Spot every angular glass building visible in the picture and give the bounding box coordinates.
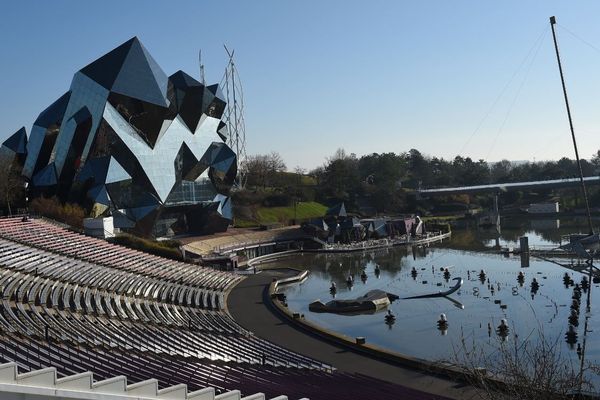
[4,37,237,237]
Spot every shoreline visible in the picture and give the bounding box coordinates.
[226,270,476,399]
[305,231,451,253]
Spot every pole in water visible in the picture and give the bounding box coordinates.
[549,16,594,234]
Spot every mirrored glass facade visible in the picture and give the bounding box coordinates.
[14,37,237,237]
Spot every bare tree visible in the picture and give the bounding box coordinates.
[591,150,600,174]
[327,148,358,163]
[267,151,286,173]
[0,156,25,215]
[244,152,287,188]
[294,166,306,175]
[451,326,597,399]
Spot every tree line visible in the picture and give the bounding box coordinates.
[3,147,600,217]
[242,149,600,215]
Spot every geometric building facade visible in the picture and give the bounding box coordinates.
[6,37,236,237]
[0,126,28,168]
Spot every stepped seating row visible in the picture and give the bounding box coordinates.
[0,218,240,291]
[0,334,422,400]
[0,249,325,370]
[0,218,428,398]
[0,239,232,313]
[0,362,289,400]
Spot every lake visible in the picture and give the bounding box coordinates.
[267,216,600,379]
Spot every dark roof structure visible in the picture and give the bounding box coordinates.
[326,202,347,218]
[80,37,169,107]
[3,127,27,155]
[0,127,29,171]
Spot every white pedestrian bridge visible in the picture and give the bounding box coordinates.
[419,176,600,196]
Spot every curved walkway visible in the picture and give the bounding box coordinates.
[227,271,479,400]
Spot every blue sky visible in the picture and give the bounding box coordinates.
[2,1,600,170]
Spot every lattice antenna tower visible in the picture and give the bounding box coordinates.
[221,45,248,189]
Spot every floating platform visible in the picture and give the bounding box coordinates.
[309,289,399,314]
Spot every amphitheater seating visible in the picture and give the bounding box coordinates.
[0,334,434,400]
[0,237,323,368]
[0,218,239,297]
[0,217,441,400]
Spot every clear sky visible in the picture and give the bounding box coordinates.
[2,1,600,170]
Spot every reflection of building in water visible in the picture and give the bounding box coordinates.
[520,251,530,268]
[527,202,560,214]
[530,219,560,230]
[411,245,428,259]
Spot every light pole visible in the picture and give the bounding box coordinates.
[294,198,298,225]
[23,181,29,221]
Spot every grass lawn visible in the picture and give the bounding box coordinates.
[234,201,327,227]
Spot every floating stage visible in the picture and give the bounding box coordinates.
[309,290,399,314]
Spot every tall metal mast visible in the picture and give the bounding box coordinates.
[221,45,248,189]
[550,17,598,395]
[198,50,205,85]
[550,16,594,234]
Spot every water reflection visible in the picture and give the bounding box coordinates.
[384,310,396,330]
[496,319,509,341]
[270,217,600,382]
[360,270,368,284]
[445,216,600,251]
[437,313,448,335]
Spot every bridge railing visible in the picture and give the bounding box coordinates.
[419,176,600,195]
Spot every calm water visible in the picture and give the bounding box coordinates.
[269,217,600,371]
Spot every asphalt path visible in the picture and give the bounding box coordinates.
[227,272,479,400]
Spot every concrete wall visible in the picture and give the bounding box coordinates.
[83,217,115,238]
[0,363,288,400]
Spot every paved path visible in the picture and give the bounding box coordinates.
[227,272,479,400]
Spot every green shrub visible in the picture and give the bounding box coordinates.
[30,196,85,229]
[108,234,183,261]
[263,193,292,207]
[297,186,316,202]
[231,190,268,206]
[233,218,260,228]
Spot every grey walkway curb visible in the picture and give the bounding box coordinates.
[227,272,478,400]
